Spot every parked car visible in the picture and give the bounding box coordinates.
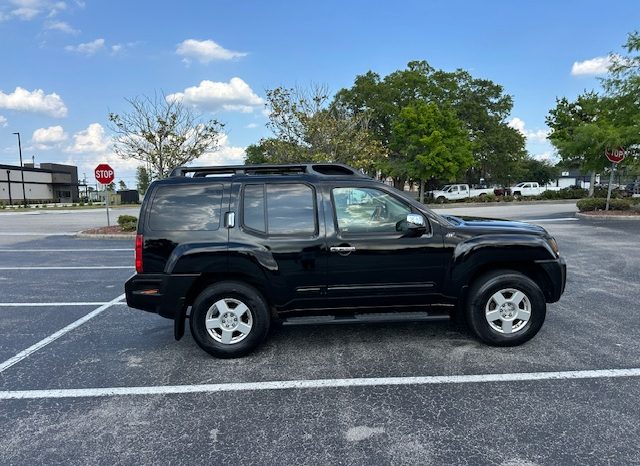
[429,183,495,202]
[509,182,561,198]
[125,163,566,358]
[624,181,640,197]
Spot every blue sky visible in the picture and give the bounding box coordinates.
[0,0,638,187]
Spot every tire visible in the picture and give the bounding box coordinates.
[513,191,521,200]
[436,196,446,204]
[465,270,546,346]
[189,281,270,358]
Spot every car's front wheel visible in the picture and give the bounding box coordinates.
[466,270,546,346]
[190,281,270,358]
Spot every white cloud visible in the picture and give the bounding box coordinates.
[45,20,78,34]
[532,151,559,164]
[176,39,247,64]
[508,117,549,143]
[571,55,612,76]
[65,38,105,55]
[3,0,67,21]
[32,125,68,148]
[190,134,246,166]
[167,78,264,113]
[67,123,110,153]
[245,122,258,129]
[0,86,67,117]
[0,115,7,127]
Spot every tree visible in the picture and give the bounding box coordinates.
[135,166,151,195]
[247,85,386,173]
[517,158,559,185]
[108,93,225,179]
[391,102,473,201]
[118,180,127,190]
[334,61,525,188]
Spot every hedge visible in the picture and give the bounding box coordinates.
[576,198,634,211]
[117,215,138,232]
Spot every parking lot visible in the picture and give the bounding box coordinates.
[1,204,639,465]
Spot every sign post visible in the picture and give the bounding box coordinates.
[94,163,115,226]
[604,148,625,211]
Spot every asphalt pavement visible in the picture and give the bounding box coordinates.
[0,203,639,465]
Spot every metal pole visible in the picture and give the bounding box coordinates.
[6,170,11,205]
[12,132,27,206]
[105,183,111,226]
[605,162,615,211]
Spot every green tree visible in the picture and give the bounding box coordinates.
[247,85,386,173]
[109,93,225,179]
[517,158,559,185]
[118,179,127,190]
[335,61,524,188]
[135,165,151,195]
[391,102,473,201]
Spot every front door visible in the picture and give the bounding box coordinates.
[323,184,446,309]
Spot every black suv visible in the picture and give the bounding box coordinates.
[126,164,566,358]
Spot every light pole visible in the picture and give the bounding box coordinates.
[12,132,27,206]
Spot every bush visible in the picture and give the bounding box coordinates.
[576,198,632,211]
[120,221,137,232]
[117,215,138,228]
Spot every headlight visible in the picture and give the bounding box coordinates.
[548,237,559,256]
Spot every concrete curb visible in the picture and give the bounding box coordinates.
[576,212,640,221]
[75,232,136,240]
[427,199,579,209]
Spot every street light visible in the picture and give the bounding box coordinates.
[12,132,27,206]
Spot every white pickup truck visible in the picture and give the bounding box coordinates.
[430,184,494,202]
[509,182,560,197]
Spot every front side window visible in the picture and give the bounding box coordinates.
[242,183,316,235]
[332,187,411,234]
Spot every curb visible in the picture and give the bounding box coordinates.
[576,212,640,221]
[76,232,136,240]
[427,199,579,209]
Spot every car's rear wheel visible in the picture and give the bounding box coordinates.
[190,281,270,358]
[466,270,546,346]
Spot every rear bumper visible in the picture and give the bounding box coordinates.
[125,273,199,319]
[535,256,567,303]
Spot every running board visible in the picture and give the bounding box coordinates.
[281,311,450,326]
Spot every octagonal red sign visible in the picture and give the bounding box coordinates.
[605,147,625,164]
[94,163,115,184]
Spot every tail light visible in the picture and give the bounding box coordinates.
[135,234,143,273]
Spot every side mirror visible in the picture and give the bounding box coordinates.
[397,213,428,236]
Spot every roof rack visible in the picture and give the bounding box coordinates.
[169,163,368,178]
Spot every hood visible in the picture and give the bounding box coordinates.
[442,215,547,236]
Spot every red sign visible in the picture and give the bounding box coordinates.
[605,147,625,164]
[94,163,115,184]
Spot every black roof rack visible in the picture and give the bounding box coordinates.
[169,163,368,178]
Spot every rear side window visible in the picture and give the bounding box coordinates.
[149,184,223,231]
[242,183,316,235]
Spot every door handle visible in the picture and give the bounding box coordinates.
[330,246,356,253]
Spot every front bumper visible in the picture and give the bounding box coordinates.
[535,256,567,303]
[125,273,199,319]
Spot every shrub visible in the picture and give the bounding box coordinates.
[499,195,515,202]
[576,198,632,211]
[120,221,137,232]
[117,215,138,227]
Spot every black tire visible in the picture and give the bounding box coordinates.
[189,281,270,358]
[436,196,446,204]
[465,270,546,346]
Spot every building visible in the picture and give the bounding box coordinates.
[0,163,80,204]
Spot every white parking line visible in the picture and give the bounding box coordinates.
[0,367,638,400]
[0,249,132,252]
[0,232,76,236]
[0,302,128,307]
[0,294,125,374]
[523,217,579,222]
[0,266,132,270]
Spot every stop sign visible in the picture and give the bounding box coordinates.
[605,147,625,164]
[95,163,115,184]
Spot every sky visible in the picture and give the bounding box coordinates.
[0,0,638,188]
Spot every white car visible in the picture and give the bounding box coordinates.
[430,184,494,202]
[509,182,560,197]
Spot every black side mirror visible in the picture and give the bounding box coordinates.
[396,213,428,237]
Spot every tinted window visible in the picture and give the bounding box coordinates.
[242,183,316,235]
[149,184,222,231]
[243,184,266,232]
[333,187,411,234]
